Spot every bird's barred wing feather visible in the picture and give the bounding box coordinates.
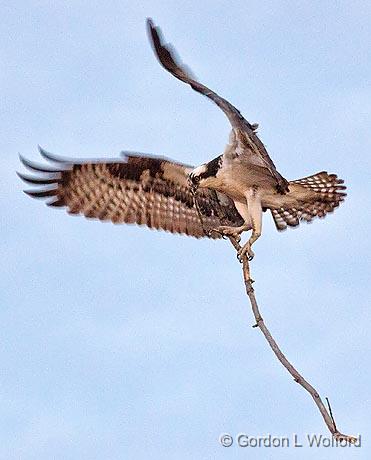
[271,171,346,231]
[18,147,243,238]
[147,18,289,192]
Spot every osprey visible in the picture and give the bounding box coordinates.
[18,19,346,261]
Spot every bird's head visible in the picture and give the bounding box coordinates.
[188,156,222,192]
[188,164,208,192]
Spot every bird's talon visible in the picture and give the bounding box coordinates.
[236,243,255,262]
[207,229,222,238]
[210,227,236,240]
[247,249,255,261]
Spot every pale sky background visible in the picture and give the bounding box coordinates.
[1,1,370,459]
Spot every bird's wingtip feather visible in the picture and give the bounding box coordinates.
[38,146,66,163]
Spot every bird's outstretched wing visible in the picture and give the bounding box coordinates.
[18,147,243,238]
[147,18,289,193]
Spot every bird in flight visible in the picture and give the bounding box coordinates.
[18,18,346,261]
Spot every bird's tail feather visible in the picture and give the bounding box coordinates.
[270,171,346,231]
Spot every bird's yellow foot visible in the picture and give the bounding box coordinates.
[237,242,255,263]
[207,228,227,239]
[210,226,242,242]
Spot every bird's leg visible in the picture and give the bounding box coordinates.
[209,200,252,241]
[237,189,262,262]
[210,223,251,242]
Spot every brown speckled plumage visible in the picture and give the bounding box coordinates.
[18,148,243,238]
[270,172,346,231]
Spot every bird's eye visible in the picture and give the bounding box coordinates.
[193,175,200,183]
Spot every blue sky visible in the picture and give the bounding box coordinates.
[1,1,370,459]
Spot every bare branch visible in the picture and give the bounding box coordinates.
[227,235,357,444]
[192,191,356,441]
